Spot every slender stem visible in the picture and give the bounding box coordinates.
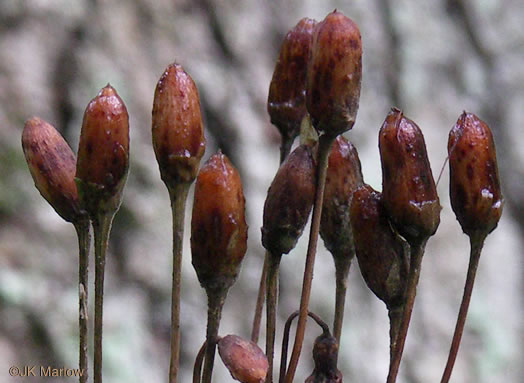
[333,255,352,346]
[168,183,191,383]
[193,341,207,383]
[387,240,427,383]
[265,253,282,383]
[202,290,226,383]
[74,220,90,383]
[440,234,485,383]
[388,305,403,366]
[251,251,269,343]
[284,134,334,383]
[92,212,114,383]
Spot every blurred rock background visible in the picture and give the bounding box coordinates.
[0,0,522,382]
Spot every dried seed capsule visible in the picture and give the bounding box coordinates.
[152,63,206,186]
[268,18,317,142]
[22,117,83,223]
[379,108,440,244]
[306,10,362,137]
[320,135,363,258]
[305,333,342,383]
[218,335,268,383]
[261,144,316,256]
[448,112,503,237]
[350,185,408,309]
[191,151,248,293]
[76,84,129,215]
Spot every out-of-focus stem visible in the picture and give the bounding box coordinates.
[440,234,485,383]
[92,212,114,383]
[284,134,334,383]
[387,240,427,383]
[202,290,226,383]
[193,340,207,383]
[251,252,269,343]
[265,253,282,383]
[168,183,190,383]
[74,219,90,383]
[333,255,351,346]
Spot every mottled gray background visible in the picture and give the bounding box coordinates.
[0,0,522,382]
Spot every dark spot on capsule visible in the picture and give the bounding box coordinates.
[454,184,467,209]
[349,38,359,50]
[467,164,474,181]
[86,143,93,155]
[328,59,336,71]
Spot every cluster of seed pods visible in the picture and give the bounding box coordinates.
[21,7,503,383]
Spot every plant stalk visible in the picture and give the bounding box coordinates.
[193,341,207,383]
[388,305,403,366]
[284,134,334,383]
[387,239,427,383]
[202,290,226,383]
[251,251,269,343]
[168,183,191,383]
[265,252,282,383]
[333,255,352,346]
[92,212,114,383]
[74,219,90,383]
[440,234,485,383]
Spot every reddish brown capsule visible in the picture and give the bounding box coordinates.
[22,117,83,223]
[152,63,206,186]
[306,10,362,137]
[76,85,129,215]
[305,333,342,383]
[268,18,317,142]
[379,108,440,244]
[350,185,408,309]
[191,152,248,292]
[320,135,363,258]
[448,112,503,237]
[218,335,268,383]
[261,144,316,256]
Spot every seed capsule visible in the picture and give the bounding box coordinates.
[320,135,363,258]
[448,112,503,237]
[305,333,342,383]
[191,152,248,292]
[350,185,408,309]
[76,85,129,215]
[379,108,440,244]
[22,117,83,223]
[268,18,316,142]
[306,10,362,137]
[152,63,205,186]
[218,335,268,383]
[261,144,316,256]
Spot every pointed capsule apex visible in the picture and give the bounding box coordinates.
[448,112,503,238]
[22,117,83,223]
[152,63,205,186]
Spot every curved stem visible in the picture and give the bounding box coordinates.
[284,134,334,383]
[440,234,485,383]
[193,340,207,383]
[265,253,282,383]
[168,183,191,383]
[251,252,269,343]
[92,212,114,383]
[74,220,90,383]
[386,240,426,383]
[333,256,351,346]
[202,290,226,383]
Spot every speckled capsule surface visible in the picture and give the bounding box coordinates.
[261,144,316,256]
[218,335,268,383]
[350,185,408,309]
[448,112,503,237]
[320,135,363,259]
[152,63,205,185]
[191,152,247,292]
[267,18,316,141]
[306,10,362,137]
[22,117,83,223]
[379,108,440,244]
[76,85,129,198]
